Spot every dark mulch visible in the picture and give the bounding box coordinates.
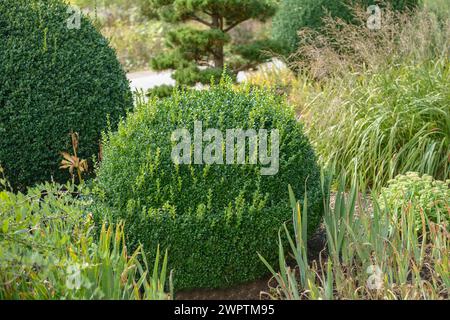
[175,276,273,300]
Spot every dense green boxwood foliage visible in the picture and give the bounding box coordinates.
[272,0,420,55]
[0,0,132,190]
[96,81,323,290]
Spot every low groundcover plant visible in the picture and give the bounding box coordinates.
[380,172,449,232]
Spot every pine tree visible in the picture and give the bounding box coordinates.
[141,0,279,91]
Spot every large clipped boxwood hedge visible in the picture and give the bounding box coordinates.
[272,0,420,55]
[96,81,323,290]
[0,0,132,190]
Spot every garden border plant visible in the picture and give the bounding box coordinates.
[0,173,172,300]
[261,169,449,300]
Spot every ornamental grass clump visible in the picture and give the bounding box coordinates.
[95,81,323,290]
[304,58,449,189]
[272,0,419,57]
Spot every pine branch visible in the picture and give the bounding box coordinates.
[190,14,213,28]
[224,19,246,32]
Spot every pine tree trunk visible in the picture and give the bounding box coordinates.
[212,14,224,69]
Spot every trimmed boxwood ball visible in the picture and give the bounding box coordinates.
[96,81,323,290]
[0,0,132,190]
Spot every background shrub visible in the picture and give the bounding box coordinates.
[380,172,449,232]
[272,0,420,56]
[96,82,323,290]
[0,0,132,190]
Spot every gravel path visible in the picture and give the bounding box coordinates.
[127,70,175,92]
[126,59,285,92]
